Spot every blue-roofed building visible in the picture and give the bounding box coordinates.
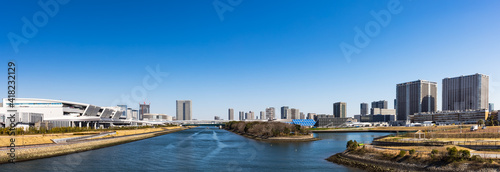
[291,119,316,127]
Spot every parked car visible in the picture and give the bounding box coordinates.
[471,125,478,131]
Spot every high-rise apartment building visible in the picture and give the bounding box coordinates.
[290,108,300,119]
[139,103,150,120]
[260,111,265,120]
[360,103,368,116]
[300,112,305,119]
[490,103,495,112]
[176,100,192,120]
[281,106,290,119]
[239,111,244,121]
[307,113,316,120]
[265,107,275,120]
[333,102,347,118]
[396,80,437,122]
[372,100,388,109]
[245,111,254,120]
[442,74,489,111]
[228,108,234,121]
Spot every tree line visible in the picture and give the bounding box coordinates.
[225,121,310,138]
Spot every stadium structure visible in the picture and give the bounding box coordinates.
[0,98,166,129]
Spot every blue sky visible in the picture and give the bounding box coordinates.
[1,0,499,119]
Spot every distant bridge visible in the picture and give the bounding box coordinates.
[171,120,229,127]
[182,123,225,127]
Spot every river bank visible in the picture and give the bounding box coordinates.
[327,146,500,172]
[0,126,194,164]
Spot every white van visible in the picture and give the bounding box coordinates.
[470,125,478,131]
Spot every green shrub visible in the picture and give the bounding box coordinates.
[409,149,416,155]
[398,150,406,157]
[346,140,353,149]
[352,140,358,150]
[459,150,470,160]
[431,149,439,155]
[471,155,483,162]
[346,140,359,151]
[445,147,472,162]
[447,147,458,157]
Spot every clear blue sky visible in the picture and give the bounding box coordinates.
[1,0,499,120]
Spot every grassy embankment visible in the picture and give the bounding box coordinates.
[375,125,500,146]
[0,125,177,147]
[0,126,191,163]
[328,140,500,172]
[328,125,500,171]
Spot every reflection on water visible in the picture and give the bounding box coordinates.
[1,127,390,172]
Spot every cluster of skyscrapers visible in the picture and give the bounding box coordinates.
[396,73,490,125]
[224,73,492,127]
[226,108,275,121]
[227,106,316,121]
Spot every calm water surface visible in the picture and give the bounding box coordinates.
[2,127,390,172]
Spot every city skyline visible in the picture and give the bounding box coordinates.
[1,1,500,120]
